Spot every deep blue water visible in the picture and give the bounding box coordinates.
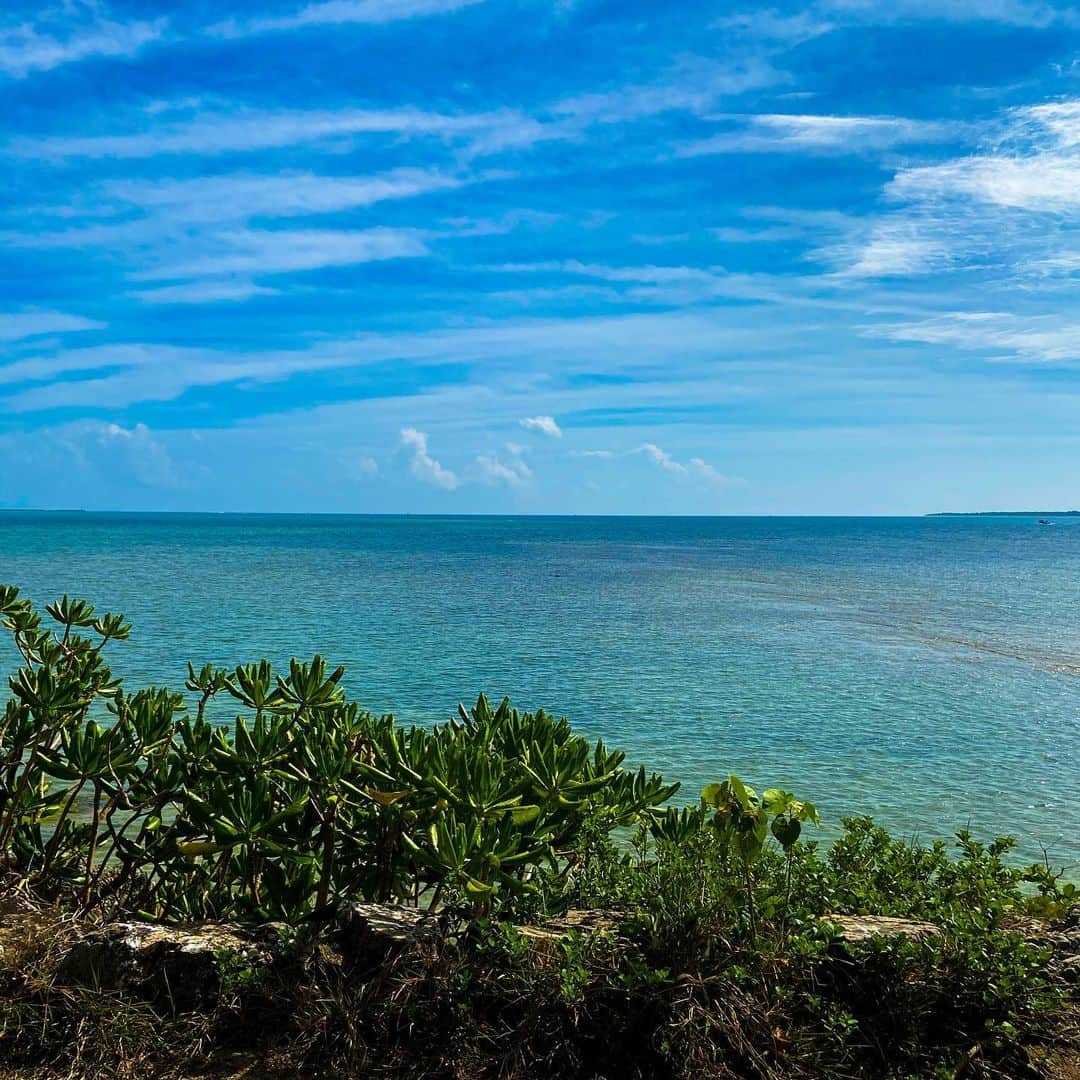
[2,512,1078,867]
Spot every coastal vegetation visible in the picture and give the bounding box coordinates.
[0,583,1076,1078]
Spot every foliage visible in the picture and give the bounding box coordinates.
[0,584,677,923]
[0,583,1075,1078]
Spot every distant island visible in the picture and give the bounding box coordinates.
[928,510,1079,516]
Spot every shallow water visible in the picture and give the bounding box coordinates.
[2,512,1077,866]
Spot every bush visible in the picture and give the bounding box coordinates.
[0,582,1074,1078]
[0,584,677,923]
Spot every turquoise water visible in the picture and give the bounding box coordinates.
[1,512,1077,867]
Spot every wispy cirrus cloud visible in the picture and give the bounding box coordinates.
[865,312,1080,364]
[101,168,468,223]
[680,113,951,157]
[553,55,784,127]
[10,102,517,160]
[822,98,1080,293]
[0,3,164,79]
[0,309,103,343]
[8,170,462,305]
[210,0,485,38]
[711,9,835,43]
[889,105,1080,211]
[0,308,784,414]
[131,279,279,305]
[133,226,429,280]
[818,0,1078,28]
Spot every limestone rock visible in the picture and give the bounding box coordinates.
[822,914,944,944]
[56,921,279,1008]
[517,908,625,943]
[334,903,438,962]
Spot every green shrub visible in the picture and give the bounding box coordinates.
[0,584,677,923]
[0,582,1073,1078]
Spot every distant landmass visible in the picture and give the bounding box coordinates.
[928,511,1079,516]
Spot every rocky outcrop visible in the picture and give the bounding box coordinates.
[56,921,281,1009]
[822,914,944,943]
[517,908,625,944]
[1006,908,1080,983]
[334,902,440,964]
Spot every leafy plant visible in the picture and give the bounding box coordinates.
[700,776,818,939]
[0,585,680,924]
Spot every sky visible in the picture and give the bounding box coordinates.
[0,0,1078,514]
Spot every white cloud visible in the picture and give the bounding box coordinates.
[553,56,782,127]
[0,309,103,343]
[132,279,279,305]
[0,309,793,413]
[103,168,466,223]
[711,10,835,43]
[637,443,737,485]
[473,453,531,486]
[211,0,484,38]
[865,312,1080,364]
[0,4,164,79]
[639,442,687,474]
[96,422,181,488]
[819,0,1077,28]
[680,113,949,157]
[135,227,428,280]
[825,98,1080,287]
[890,155,1080,212]
[12,103,519,160]
[820,222,949,278]
[400,427,459,489]
[887,101,1080,212]
[520,415,562,437]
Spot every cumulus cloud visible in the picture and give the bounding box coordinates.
[520,415,562,437]
[637,444,736,484]
[473,453,531,486]
[639,442,687,473]
[400,427,459,489]
[96,421,181,488]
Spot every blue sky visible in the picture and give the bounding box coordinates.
[0,0,1077,514]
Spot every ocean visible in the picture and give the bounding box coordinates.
[2,512,1077,867]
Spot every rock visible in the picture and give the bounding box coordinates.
[334,903,439,963]
[822,914,944,944]
[1055,954,1080,983]
[56,921,279,1008]
[517,909,624,943]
